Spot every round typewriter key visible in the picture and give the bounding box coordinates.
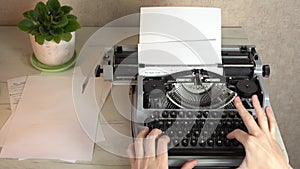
[216,139,223,146]
[194,130,200,137]
[203,111,209,118]
[203,130,209,137]
[208,120,215,127]
[187,111,194,118]
[186,130,192,138]
[162,111,169,118]
[221,111,227,118]
[229,111,236,118]
[196,111,202,118]
[167,130,175,137]
[219,130,226,136]
[226,121,232,127]
[178,111,185,118]
[166,120,173,127]
[196,119,205,127]
[199,139,206,146]
[173,139,180,147]
[158,121,164,129]
[182,121,189,126]
[211,111,219,118]
[170,111,177,118]
[217,120,223,127]
[177,130,184,137]
[225,139,231,146]
[190,138,197,146]
[181,138,189,147]
[207,139,214,146]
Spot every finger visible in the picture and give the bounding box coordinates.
[252,95,269,133]
[181,160,198,169]
[156,135,170,168]
[135,127,149,158]
[126,143,135,167]
[227,129,249,146]
[265,106,277,139]
[145,128,162,158]
[234,97,260,135]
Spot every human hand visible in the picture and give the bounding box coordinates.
[227,95,292,169]
[127,127,198,169]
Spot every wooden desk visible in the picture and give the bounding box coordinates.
[0,26,254,169]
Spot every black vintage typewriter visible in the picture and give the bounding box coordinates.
[101,45,277,168]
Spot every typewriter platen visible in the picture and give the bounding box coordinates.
[101,45,272,168]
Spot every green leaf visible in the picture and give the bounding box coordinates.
[23,10,39,21]
[35,35,45,45]
[30,29,40,36]
[54,11,64,19]
[66,14,77,20]
[50,15,56,24]
[39,26,48,35]
[34,2,48,17]
[61,6,72,14]
[34,2,48,23]
[18,19,34,32]
[53,15,68,28]
[61,32,72,42]
[63,19,80,32]
[47,0,60,12]
[45,35,54,41]
[43,18,51,27]
[53,36,61,43]
[50,27,63,36]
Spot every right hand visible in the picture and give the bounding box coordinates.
[227,95,292,169]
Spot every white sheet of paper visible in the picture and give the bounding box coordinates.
[73,66,111,143]
[139,7,221,43]
[0,75,94,161]
[138,7,222,75]
[7,76,27,113]
[0,76,27,147]
[94,77,112,142]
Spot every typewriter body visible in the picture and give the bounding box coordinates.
[101,45,279,168]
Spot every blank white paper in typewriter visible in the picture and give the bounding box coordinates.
[138,7,222,76]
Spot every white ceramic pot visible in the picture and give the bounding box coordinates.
[30,32,75,66]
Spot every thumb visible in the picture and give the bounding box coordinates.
[181,160,198,169]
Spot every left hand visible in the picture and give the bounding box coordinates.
[127,127,198,169]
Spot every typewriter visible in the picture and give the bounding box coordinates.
[101,45,276,168]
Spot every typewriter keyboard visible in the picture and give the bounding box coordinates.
[144,110,254,156]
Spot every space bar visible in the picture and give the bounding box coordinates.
[168,148,245,156]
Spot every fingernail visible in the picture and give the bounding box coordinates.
[252,95,258,100]
[235,96,241,102]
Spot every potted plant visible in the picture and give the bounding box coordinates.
[18,0,80,67]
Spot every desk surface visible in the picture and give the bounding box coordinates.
[0,26,252,169]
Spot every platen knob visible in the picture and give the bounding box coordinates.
[262,65,270,78]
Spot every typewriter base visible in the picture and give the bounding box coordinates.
[168,156,243,168]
